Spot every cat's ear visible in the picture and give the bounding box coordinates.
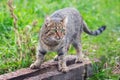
[61,17,68,26]
[45,16,51,26]
[45,16,54,27]
[45,16,51,21]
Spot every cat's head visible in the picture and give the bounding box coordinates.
[41,16,67,46]
[45,16,67,27]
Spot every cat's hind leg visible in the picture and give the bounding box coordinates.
[72,41,85,63]
[54,55,59,61]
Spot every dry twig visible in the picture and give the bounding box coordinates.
[8,0,23,60]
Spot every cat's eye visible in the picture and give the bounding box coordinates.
[52,29,57,32]
[61,29,65,32]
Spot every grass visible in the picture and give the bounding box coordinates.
[0,0,120,79]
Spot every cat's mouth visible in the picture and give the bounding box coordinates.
[42,36,61,47]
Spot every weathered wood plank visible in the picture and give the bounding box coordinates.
[0,55,99,80]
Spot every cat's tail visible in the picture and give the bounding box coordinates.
[83,21,106,36]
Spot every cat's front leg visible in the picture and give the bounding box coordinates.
[58,55,68,73]
[30,45,46,69]
[57,47,69,73]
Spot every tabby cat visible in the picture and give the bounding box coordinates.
[30,8,106,72]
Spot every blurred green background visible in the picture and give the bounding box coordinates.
[0,0,120,79]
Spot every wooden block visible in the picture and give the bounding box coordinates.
[0,55,99,80]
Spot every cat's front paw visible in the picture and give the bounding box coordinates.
[75,58,83,63]
[30,63,41,69]
[59,66,69,73]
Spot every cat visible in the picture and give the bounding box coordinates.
[30,8,106,72]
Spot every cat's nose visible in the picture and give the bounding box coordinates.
[51,37,56,40]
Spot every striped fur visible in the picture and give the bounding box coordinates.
[83,21,106,36]
[30,8,106,73]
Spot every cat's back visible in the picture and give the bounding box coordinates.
[50,8,80,18]
[56,7,78,13]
